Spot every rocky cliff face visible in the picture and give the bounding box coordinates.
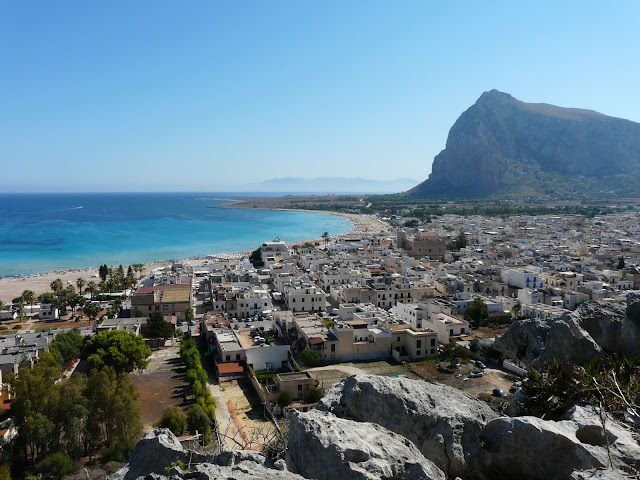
[114,374,640,480]
[317,374,497,478]
[495,292,640,365]
[408,90,640,199]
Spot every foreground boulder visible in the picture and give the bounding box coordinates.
[111,429,201,480]
[478,405,640,479]
[317,374,497,477]
[287,409,445,480]
[109,429,301,480]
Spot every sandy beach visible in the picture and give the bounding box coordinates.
[0,212,388,303]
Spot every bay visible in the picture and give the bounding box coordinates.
[0,193,352,276]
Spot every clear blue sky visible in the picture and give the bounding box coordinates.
[2,1,639,192]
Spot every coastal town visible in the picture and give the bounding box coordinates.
[1,205,639,477]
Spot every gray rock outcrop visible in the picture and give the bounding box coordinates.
[317,374,497,477]
[478,405,640,479]
[495,294,640,365]
[109,429,302,480]
[113,429,204,480]
[287,409,445,480]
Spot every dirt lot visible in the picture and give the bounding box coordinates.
[306,358,518,413]
[216,378,276,450]
[308,360,421,390]
[410,360,519,411]
[130,345,189,432]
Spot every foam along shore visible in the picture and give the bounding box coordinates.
[0,212,387,303]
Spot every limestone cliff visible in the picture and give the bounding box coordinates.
[407,90,640,199]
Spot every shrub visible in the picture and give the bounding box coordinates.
[300,348,321,366]
[187,404,211,445]
[305,387,323,404]
[439,343,470,361]
[36,453,75,479]
[100,440,136,464]
[277,390,293,406]
[156,406,187,436]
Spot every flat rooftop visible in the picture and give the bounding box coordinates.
[276,371,312,382]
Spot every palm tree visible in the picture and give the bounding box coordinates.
[76,277,86,294]
[322,231,330,248]
[67,293,84,317]
[83,302,101,325]
[50,278,63,294]
[21,290,35,314]
[12,297,25,317]
[87,281,98,300]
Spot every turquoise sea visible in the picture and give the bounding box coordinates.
[0,193,352,276]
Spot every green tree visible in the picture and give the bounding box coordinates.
[156,407,187,435]
[512,300,522,319]
[617,256,626,269]
[277,390,293,406]
[98,265,109,283]
[249,247,264,268]
[146,311,173,346]
[185,307,195,335]
[438,343,470,361]
[86,281,98,300]
[12,297,25,316]
[466,297,488,327]
[82,330,151,373]
[36,452,75,479]
[300,348,321,366]
[186,405,211,445]
[22,290,35,314]
[82,302,101,323]
[322,231,330,248]
[84,367,142,452]
[76,277,86,294]
[38,292,56,304]
[50,279,63,294]
[67,294,85,317]
[304,387,323,404]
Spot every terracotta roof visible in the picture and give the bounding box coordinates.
[309,337,324,345]
[217,362,244,375]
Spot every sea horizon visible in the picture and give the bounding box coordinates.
[0,192,353,277]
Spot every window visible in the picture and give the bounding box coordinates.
[331,344,336,352]
[431,338,436,347]
[397,336,400,342]
[236,354,241,361]
[225,355,230,361]
[416,340,422,348]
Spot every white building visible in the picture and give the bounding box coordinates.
[501,267,545,289]
[39,303,59,320]
[284,283,327,313]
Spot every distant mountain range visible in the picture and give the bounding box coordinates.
[407,90,640,200]
[248,177,419,194]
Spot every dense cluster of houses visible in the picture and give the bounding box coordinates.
[187,211,637,390]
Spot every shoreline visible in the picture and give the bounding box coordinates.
[0,211,387,303]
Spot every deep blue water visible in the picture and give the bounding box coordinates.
[0,193,352,276]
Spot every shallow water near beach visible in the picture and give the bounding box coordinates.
[0,193,352,276]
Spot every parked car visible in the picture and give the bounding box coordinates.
[492,388,506,397]
[469,371,484,378]
[475,361,486,369]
